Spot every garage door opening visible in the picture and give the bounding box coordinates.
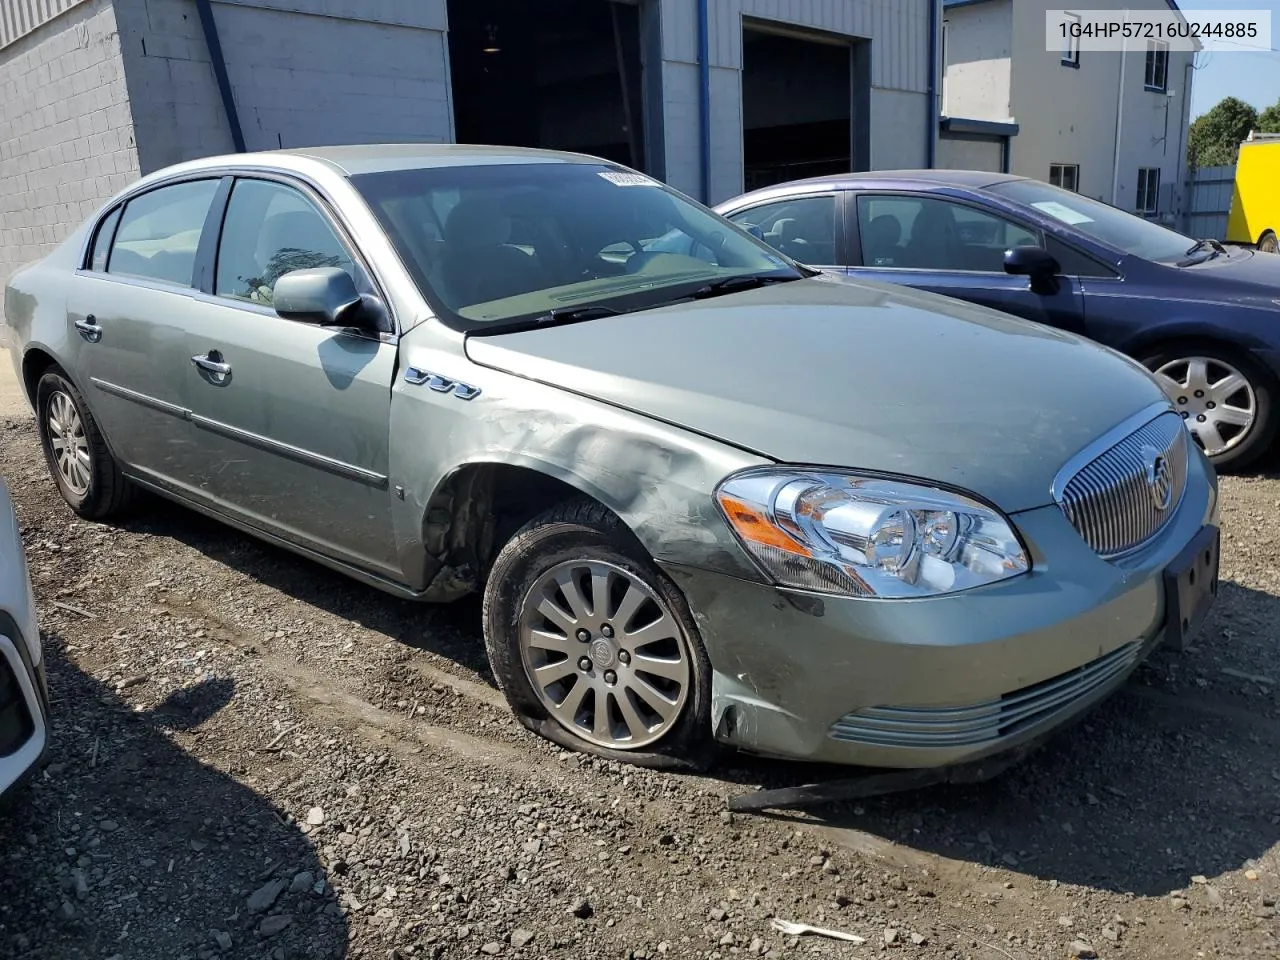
[742,25,865,191]
[447,0,648,171]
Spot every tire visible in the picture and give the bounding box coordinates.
[482,498,716,771]
[1259,231,1278,255]
[35,368,137,519]
[1140,343,1279,471]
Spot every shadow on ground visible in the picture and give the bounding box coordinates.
[0,635,348,960]
[114,493,1280,899]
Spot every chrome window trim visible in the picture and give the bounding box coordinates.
[74,165,403,336]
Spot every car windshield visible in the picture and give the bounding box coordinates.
[351,162,804,330]
[987,178,1199,263]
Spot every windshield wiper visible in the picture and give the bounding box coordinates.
[690,274,797,299]
[471,304,623,336]
[1181,238,1225,262]
[532,305,621,325]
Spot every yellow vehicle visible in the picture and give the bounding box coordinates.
[1226,133,1280,253]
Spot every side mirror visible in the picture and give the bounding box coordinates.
[745,224,765,241]
[273,267,364,326]
[1003,245,1061,293]
[1003,245,1060,277]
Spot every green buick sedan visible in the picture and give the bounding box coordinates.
[2,145,1220,776]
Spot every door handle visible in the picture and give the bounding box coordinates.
[74,316,102,342]
[191,353,231,376]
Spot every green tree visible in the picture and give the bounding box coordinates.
[1187,96,1258,168]
[1257,98,1280,134]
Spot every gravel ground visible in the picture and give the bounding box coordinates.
[1,353,1278,960]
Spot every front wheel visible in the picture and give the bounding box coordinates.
[481,499,715,771]
[1141,345,1278,470]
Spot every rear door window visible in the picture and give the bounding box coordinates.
[108,179,221,286]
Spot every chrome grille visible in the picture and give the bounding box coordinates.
[828,642,1142,749]
[1055,409,1188,559]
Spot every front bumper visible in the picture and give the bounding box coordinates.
[0,630,48,797]
[664,447,1219,769]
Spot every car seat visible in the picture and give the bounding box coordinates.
[432,196,546,309]
[862,215,903,266]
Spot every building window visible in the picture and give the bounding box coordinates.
[1137,168,1161,214]
[1062,12,1081,67]
[1144,40,1169,91]
[1050,164,1080,192]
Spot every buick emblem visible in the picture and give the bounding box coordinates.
[1143,446,1174,511]
[589,638,616,669]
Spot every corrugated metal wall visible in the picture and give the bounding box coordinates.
[661,0,928,92]
[660,0,933,203]
[1186,164,1235,241]
[0,0,92,50]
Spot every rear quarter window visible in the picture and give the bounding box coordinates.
[88,206,122,272]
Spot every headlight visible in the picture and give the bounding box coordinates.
[714,468,1030,599]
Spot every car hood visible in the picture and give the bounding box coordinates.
[464,275,1169,513]
[1176,247,1280,299]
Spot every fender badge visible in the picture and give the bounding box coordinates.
[403,367,481,400]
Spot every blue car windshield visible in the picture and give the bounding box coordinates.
[988,179,1197,264]
[352,162,803,330]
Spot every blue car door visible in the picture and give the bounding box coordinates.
[846,191,1086,334]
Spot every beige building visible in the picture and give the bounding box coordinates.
[938,0,1195,224]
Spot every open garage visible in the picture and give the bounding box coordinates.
[446,0,651,172]
[740,23,869,191]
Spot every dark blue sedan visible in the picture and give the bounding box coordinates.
[712,171,1280,470]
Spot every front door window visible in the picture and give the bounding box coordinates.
[725,195,839,267]
[855,195,1039,272]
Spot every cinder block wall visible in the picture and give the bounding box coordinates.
[0,0,141,324]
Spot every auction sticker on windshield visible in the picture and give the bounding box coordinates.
[1032,201,1094,225]
[599,172,659,187]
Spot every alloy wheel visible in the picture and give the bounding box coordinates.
[47,391,92,496]
[1152,356,1256,458]
[518,559,692,750]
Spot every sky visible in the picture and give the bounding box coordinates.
[1177,0,1280,118]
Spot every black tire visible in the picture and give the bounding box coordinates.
[34,367,137,519]
[1139,343,1279,471]
[481,498,717,771]
[1259,231,1278,255]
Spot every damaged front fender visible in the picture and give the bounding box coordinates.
[387,327,772,597]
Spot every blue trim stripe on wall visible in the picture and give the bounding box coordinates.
[697,0,711,204]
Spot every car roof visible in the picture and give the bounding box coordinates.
[161,143,612,179]
[736,169,1026,195]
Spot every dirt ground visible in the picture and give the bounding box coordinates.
[1,347,1278,960]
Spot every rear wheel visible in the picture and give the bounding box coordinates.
[35,368,136,519]
[482,499,715,771]
[1141,344,1278,470]
[1259,231,1278,254]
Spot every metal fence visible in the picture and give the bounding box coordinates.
[1184,164,1236,241]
